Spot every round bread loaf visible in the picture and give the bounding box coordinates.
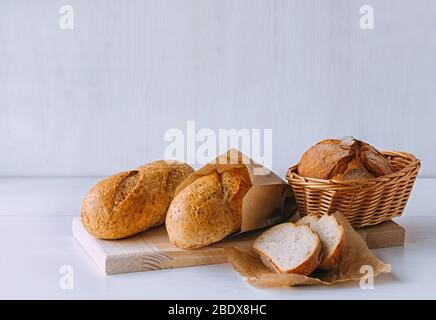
[298,138,393,181]
[81,160,194,239]
[166,167,252,249]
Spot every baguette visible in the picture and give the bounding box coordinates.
[81,160,194,239]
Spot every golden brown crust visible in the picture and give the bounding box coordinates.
[331,159,375,180]
[298,139,351,180]
[358,141,394,176]
[166,167,252,249]
[298,138,393,181]
[81,160,194,239]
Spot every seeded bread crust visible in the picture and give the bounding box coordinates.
[166,167,252,249]
[81,160,194,239]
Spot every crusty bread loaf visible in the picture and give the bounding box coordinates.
[296,214,344,270]
[297,138,393,180]
[166,167,252,249]
[253,223,321,275]
[81,160,194,239]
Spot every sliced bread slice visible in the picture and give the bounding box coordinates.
[253,223,321,275]
[296,214,345,270]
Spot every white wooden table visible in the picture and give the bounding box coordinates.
[0,177,435,299]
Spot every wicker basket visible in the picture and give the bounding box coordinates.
[286,151,421,228]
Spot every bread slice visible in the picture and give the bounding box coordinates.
[296,214,344,270]
[253,223,321,275]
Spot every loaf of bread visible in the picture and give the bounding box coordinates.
[297,138,393,180]
[296,214,344,270]
[253,222,321,275]
[166,167,252,249]
[81,160,194,239]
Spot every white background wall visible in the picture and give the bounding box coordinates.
[0,0,434,177]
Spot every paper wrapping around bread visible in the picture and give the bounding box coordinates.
[174,149,297,235]
[225,212,391,287]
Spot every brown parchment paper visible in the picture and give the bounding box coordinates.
[224,212,392,287]
[174,149,297,235]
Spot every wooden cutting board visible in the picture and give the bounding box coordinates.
[72,218,404,275]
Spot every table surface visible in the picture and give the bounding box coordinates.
[0,177,435,299]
